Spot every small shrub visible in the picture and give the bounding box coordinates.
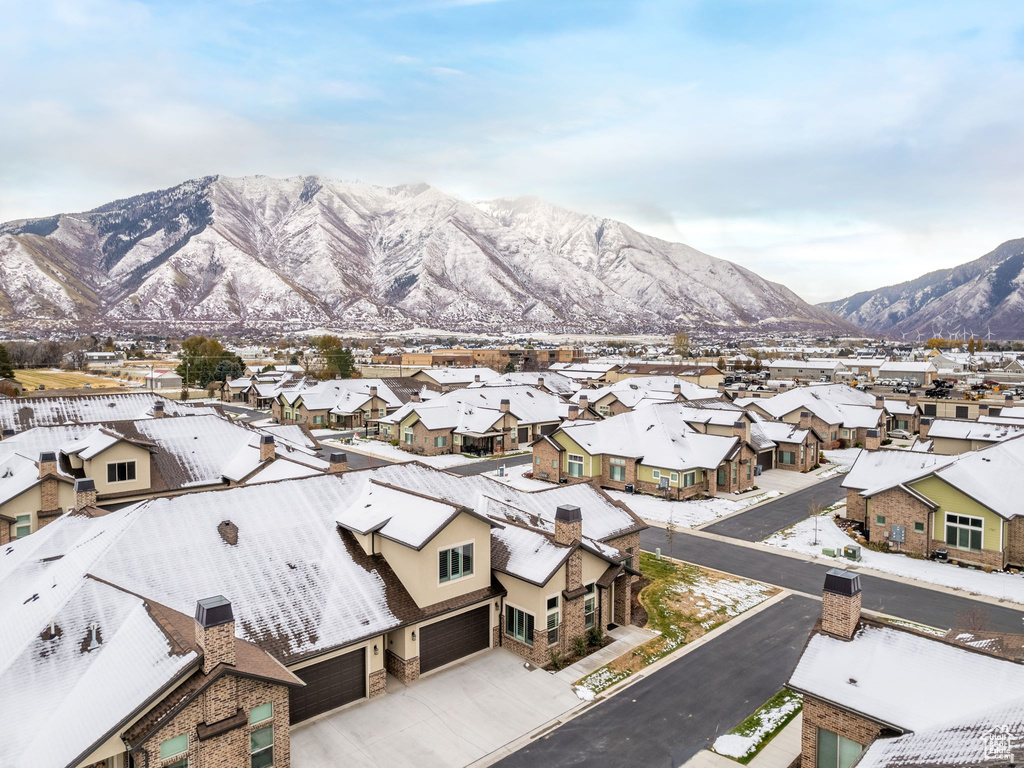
[751,485,759,491]
[880,438,893,446]
[550,650,564,670]
[812,463,821,470]
[572,636,588,658]
[587,626,603,647]
[389,439,399,447]
[855,441,864,448]
[865,539,889,553]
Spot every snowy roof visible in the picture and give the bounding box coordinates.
[381,386,566,432]
[280,378,410,411]
[336,480,473,549]
[489,518,571,585]
[767,359,847,371]
[926,419,1024,443]
[927,436,1024,519]
[571,376,718,408]
[414,367,501,385]
[737,384,883,429]
[788,621,1024,732]
[0,393,213,433]
[879,361,937,373]
[752,420,811,446]
[467,371,581,396]
[883,399,919,416]
[557,403,740,471]
[842,450,955,493]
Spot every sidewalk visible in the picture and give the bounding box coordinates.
[553,624,657,683]
[682,713,802,768]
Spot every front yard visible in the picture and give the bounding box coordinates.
[713,689,803,763]
[764,505,1024,606]
[575,553,778,694]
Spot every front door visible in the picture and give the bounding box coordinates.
[717,466,727,487]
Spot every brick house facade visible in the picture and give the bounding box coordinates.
[800,696,885,768]
[865,486,934,557]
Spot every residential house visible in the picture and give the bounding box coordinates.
[411,367,501,389]
[546,362,621,385]
[788,570,1024,768]
[378,386,572,456]
[920,418,1024,454]
[0,411,331,541]
[83,350,125,368]
[143,369,183,391]
[877,361,937,386]
[610,363,725,388]
[883,397,922,434]
[843,435,1024,569]
[275,378,437,430]
[0,392,216,434]
[749,414,823,473]
[467,371,581,397]
[531,402,757,497]
[569,376,721,417]
[736,384,886,450]
[0,463,644,766]
[766,359,850,382]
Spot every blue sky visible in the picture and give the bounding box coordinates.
[3,0,1024,303]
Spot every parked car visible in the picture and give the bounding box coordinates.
[888,429,913,440]
[893,385,911,394]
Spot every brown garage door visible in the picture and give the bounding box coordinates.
[757,451,774,471]
[289,649,366,724]
[419,606,490,674]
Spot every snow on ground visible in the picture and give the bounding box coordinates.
[607,490,781,528]
[819,447,861,478]
[713,691,802,759]
[675,574,776,629]
[483,462,551,491]
[765,513,1024,606]
[573,685,596,702]
[336,437,487,469]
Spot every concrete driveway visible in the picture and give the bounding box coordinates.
[291,650,582,768]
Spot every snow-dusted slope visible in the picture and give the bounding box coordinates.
[824,239,1024,338]
[0,175,853,333]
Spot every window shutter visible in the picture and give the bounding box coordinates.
[462,543,473,575]
[506,606,514,634]
[525,612,535,642]
[450,547,461,578]
[438,550,449,582]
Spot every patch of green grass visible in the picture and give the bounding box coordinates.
[713,689,803,764]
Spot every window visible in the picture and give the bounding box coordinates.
[251,724,274,768]
[567,454,584,478]
[378,408,386,418]
[831,430,838,442]
[106,461,137,483]
[683,471,695,487]
[505,605,535,645]
[313,415,323,425]
[584,583,596,629]
[609,457,626,482]
[250,702,273,725]
[956,405,969,420]
[670,472,679,484]
[780,451,795,465]
[914,521,925,533]
[546,596,560,645]
[535,457,540,465]
[598,405,610,416]
[552,460,557,469]
[160,734,189,767]
[652,469,661,480]
[439,543,473,582]
[924,404,937,417]
[433,435,447,448]
[15,514,30,538]
[403,428,413,445]
[946,513,983,551]
[875,514,886,526]
[816,728,862,768]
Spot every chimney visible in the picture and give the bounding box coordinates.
[500,398,511,413]
[779,382,788,392]
[369,385,378,398]
[1,428,14,440]
[537,377,545,389]
[554,504,582,547]
[717,383,726,394]
[38,451,58,479]
[194,596,236,674]
[919,417,932,439]
[821,569,862,639]
[979,404,989,414]
[578,394,588,410]
[798,411,812,430]
[259,434,275,462]
[673,382,682,396]
[74,478,97,510]
[411,390,421,403]
[567,403,580,420]
[908,392,918,406]
[328,452,348,474]
[1006,393,1015,406]
[152,401,165,419]
[732,420,749,443]
[474,374,481,383]
[874,395,884,408]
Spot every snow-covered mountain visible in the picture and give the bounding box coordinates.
[823,239,1024,339]
[0,175,853,334]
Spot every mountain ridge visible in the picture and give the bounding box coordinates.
[0,174,856,334]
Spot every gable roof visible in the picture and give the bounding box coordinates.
[381,386,568,432]
[0,393,214,433]
[736,384,883,429]
[570,375,718,408]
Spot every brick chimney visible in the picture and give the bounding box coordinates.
[194,596,236,674]
[578,394,588,411]
[821,568,862,639]
[152,401,165,419]
[567,403,580,420]
[410,390,421,403]
[908,392,918,406]
[328,452,348,474]
[537,376,545,389]
[1,428,15,440]
[717,383,726,394]
[74,478,97,510]
[500,398,511,413]
[369,385,378,398]
[1006,393,1015,406]
[919,417,932,439]
[673,382,682,396]
[38,451,58,479]
[474,374,481,383]
[554,504,582,546]
[798,410,812,430]
[732,420,749,443]
[259,434,275,462]
[874,395,884,408]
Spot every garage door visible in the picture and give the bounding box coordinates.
[419,606,490,674]
[289,649,366,724]
[757,451,774,471]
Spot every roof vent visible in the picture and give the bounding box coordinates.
[86,622,101,651]
[260,434,275,445]
[74,478,96,493]
[823,568,861,597]
[195,595,234,629]
[39,451,57,463]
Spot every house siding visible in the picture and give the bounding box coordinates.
[799,695,884,768]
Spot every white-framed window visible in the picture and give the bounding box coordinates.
[439,543,474,583]
[816,728,862,768]
[106,460,136,483]
[160,734,189,768]
[403,428,414,445]
[946,513,983,551]
[652,469,661,480]
[378,408,386,418]
[609,457,626,482]
[598,405,610,416]
[15,514,31,538]
[506,605,535,645]
[313,414,323,425]
[780,450,796,465]
[683,472,696,488]
[433,435,447,448]
[546,595,560,645]
[670,472,679,484]
[567,454,584,478]
[250,723,274,768]
[584,583,596,629]
[249,702,273,725]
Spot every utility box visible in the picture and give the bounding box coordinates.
[890,525,906,544]
[844,544,862,562]
[822,548,836,557]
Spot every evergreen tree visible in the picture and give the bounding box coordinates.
[0,344,14,379]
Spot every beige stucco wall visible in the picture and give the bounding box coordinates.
[377,513,493,608]
[495,549,609,620]
[289,636,385,676]
[2,481,76,536]
[83,442,152,496]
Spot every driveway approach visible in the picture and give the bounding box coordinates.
[702,475,846,541]
[495,595,819,768]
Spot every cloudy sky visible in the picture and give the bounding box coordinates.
[3,0,1024,304]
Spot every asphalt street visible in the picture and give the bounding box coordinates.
[445,453,533,476]
[703,475,847,541]
[495,595,819,768]
[639,525,1024,633]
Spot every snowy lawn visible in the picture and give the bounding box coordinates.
[575,553,777,693]
[713,689,803,763]
[607,489,781,528]
[818,447,861,478]
[764,512,1024,606]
